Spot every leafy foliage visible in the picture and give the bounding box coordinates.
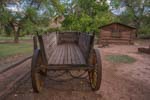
[62,0,114,34]
[0,0,64,42]
[0,0,149,41]
[111,0,150,36]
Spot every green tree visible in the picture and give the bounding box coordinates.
[0,0,64,43]
[62,0,114,34]
[111,0,150,36]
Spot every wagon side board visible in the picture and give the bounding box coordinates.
[78,32,95,62]
[36,32,95,67]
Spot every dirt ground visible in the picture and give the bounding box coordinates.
[4,41,150,100]
[0,54,30,72]
[99,44,150,100]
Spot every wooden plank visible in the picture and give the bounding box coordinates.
[59,44,65,64]
[41,33,57,61]
[58,32,78,43]
[47,43,57,57]
[63,44,68,64]
[47,63,92,70]
[70,44,76,64]
[46,41,57,59]
[74,45,83,64]
[84,35,91,58]
[67,44,72,64]
[75,45,86,64]
[43,40,49,58]
[54,45,63,64]
[78,33,94,60]
[73,44,81,64]
[47,66,93,70]
[52,47,60,64]
[52,45,61,64]
[48,46,59,64]
[45,32,94,65]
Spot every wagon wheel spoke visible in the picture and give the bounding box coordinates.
[34,71,44,91]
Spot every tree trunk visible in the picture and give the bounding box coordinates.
[14,27,20,43]
[14,32,19,43]
[9,22,20,43]
[135,21,141,38]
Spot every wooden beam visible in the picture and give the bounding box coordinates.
[46,65,94,70]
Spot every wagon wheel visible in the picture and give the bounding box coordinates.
[31,49,45,93]
[88,48,102,91]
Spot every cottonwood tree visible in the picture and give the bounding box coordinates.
[0,0,64,43]
[110,0,150,35]
[62,0,115,33]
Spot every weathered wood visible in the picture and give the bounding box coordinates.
[49,46,59,64]
[138,46,150,54]
[99,22,136,45]
[46,64,94,70]
[75,44,86,64]
[73,45,80,64]
[37,32,94,66]
[32,31,101,92]
[58,32,79,44]
[47,66,93,70]
[59,45,65,64]
[48,43,86,65]
[64,44,68,64]
[100,39,132,44]
[38,32,57,64]
[70,45,76,64]
[78,33,94,62]
[33,36,38,50]
[55,45,63,64]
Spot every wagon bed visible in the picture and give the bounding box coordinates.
[48,43,86,65]
[31,32,102,92]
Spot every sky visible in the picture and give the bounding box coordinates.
[6,0,125,15]
[6,2,24,12]
[107,0,126,15]
[111,6,126,15]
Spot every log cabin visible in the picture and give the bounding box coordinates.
[98,22,136,45]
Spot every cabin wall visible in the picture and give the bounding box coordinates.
[99,24,136,45]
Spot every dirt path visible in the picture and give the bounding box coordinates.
[0,54,31,72]
[0,59,31,99]
[4,44,150,100]
[99,45,150,100]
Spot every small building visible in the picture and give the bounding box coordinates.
[98,22,136,45]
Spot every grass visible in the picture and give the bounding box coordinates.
[0,43,32,58]
[0,36,32,41]
[106,54,136,64]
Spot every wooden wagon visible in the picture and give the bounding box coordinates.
[31,32,102,92]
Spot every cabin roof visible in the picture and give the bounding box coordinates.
[98,22,136,29]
